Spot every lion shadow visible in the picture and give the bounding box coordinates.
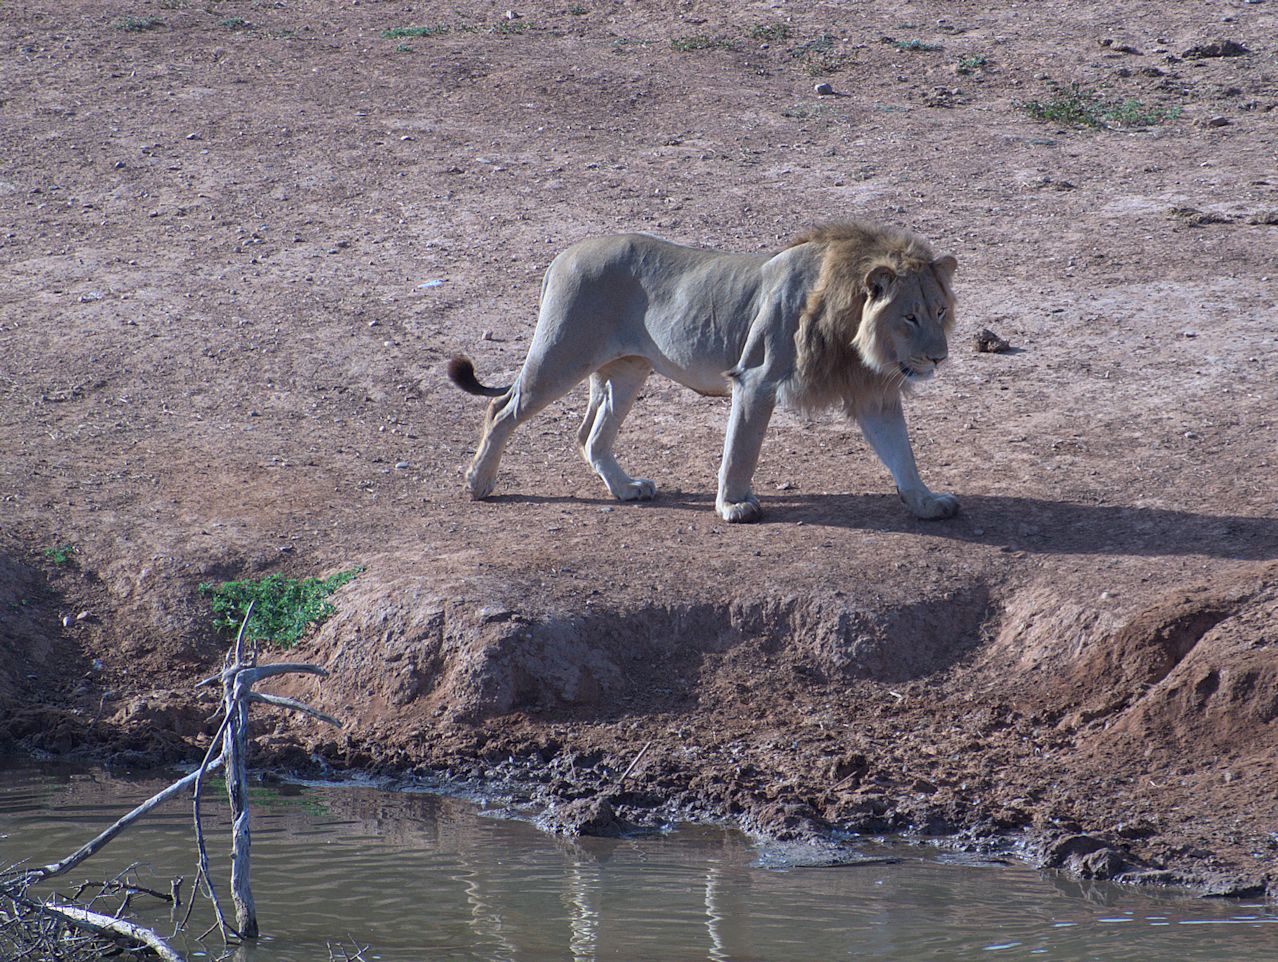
[765,492,1278,561]
[484,489,1275,561]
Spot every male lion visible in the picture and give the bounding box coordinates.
[448,221,959,523]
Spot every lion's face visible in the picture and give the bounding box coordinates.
[856,256,957,383]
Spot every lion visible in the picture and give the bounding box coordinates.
[448,221,959,523]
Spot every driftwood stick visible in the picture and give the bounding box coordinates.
[247,692,342,728]
[618,739,654,788]
[225,673,258,938]
[36,901,184,962]
[25,757,225,884]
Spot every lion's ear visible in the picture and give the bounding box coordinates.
[864,265,897,300]
[932,255,958,279]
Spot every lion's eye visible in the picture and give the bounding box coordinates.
[938,306,947,318]
[904,314,918,326]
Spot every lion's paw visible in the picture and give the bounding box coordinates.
[615,478,657,502]
[465,469,496,500]
[717,494,763,524]
[899,488,959,520]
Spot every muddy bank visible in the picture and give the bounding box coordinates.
[5,543,1275,899]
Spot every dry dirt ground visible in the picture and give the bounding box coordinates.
[2,1,1277,897]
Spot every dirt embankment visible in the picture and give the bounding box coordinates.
[2,1,1277,896]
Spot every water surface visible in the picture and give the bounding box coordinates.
[2,759,1275,961]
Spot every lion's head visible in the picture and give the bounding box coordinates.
[785,222,957,414]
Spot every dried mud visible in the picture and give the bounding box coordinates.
[2,1,1277,898]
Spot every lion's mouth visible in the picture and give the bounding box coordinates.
[898,362,933,382]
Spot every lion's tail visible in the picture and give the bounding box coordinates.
[447,356,508,398]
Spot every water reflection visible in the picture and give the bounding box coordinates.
[1,759,1276,962]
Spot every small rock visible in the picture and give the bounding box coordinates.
[814,82,833,96]
[1169,206,1233,226]
[185,132,202,141]
[1204,115,1231,128]
[505,9,521,19]
[481,329,494,340]
[395,461,410,470]
[972,328,1011,353]
[1182,39,1249,59]
[548,793,627,837]
[76,611,91,622]
[113,160,126,169]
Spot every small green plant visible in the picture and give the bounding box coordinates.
[395,42,413,52]
[219,16,249,30]
[750,23,790,42]
[114,15,163,32]
[789,32,848,75]
[42,544,77,566]
[893,38,941,52]
[1019,82,1181,128]
[1020,83,1105,126]
[199,567,363,648]
[382,24,451,39]
[492,19,529,34]
[568,4,588,14]
[1104,98,1182,126]
[671,34,737,53]
[957,54,988,74]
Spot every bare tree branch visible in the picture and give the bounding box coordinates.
[24,758,224,884]
[247,692,342,728]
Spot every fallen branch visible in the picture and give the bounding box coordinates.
[23,758,224,885]
[40,902,184,962]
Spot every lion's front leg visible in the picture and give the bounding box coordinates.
[857,400,959,520]
[716,381,776,523]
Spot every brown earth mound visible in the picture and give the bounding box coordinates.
[2,0,1277,897]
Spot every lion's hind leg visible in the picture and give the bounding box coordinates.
[465,352,597,499]
[577,356,655,501]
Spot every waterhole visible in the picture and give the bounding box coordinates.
[2,758,1275,961]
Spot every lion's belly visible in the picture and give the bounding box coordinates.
[639,263,764,396]
[541,235,766,396]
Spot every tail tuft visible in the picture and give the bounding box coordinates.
[447,355,508,397]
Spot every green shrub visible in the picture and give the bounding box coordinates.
[199,568,363,647]
[42,545,77,566]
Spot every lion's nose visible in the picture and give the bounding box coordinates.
[929,355,947,366]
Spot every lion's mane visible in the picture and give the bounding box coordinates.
[783,221,955,414]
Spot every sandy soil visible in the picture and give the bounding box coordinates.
[2,1,1277,896]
